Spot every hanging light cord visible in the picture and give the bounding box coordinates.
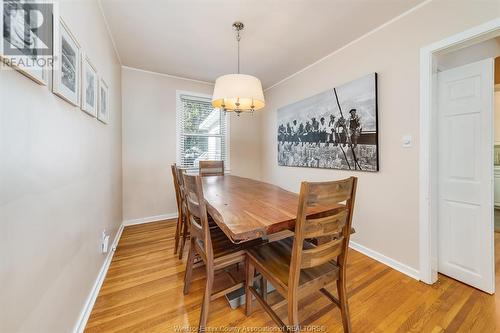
[236,28,241,74]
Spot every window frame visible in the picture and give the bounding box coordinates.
[176,90,230,172]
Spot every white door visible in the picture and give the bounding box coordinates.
[437,58,494,294]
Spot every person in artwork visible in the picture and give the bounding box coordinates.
[319,117,328,147]
[291,120,300,142]
[334,116,348,147]
[304,121,312,144]
[311,117,319,146]
[278,124,286,142]
[327,114,336,146]
[348,108,362,148]
[286,122,292,142]
[298,122,305,145]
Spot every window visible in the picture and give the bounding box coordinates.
[176,91,229,170]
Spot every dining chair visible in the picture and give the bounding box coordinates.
[171,165,189,259]
[173,165,222,259]
[199,160,224,177]
[182,173,265,332]
[245,177,358,333]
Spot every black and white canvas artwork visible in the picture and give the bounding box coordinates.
[277,73,378,171]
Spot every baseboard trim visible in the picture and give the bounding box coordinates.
[122,213,178,226]
[73,223,125,333]
[349,240,420,280]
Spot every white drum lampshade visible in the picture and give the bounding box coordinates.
[212,74,265,112]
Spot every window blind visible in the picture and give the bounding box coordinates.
[177,93,228,170]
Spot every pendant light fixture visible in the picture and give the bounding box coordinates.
[212,22,265,115]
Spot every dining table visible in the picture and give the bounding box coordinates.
[201,175,345,244]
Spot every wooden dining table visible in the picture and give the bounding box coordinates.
[202,175,344,243]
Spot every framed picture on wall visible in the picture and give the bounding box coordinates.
[277,73,379,172]
[81,54,98,116]
[0,0,52,85]
[97,78,109,124]
[53,18,81,106]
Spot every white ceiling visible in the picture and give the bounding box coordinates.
[100,0,425,88]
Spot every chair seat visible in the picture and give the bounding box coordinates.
[247,237,339,289]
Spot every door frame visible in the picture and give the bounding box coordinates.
[419,18,500,285]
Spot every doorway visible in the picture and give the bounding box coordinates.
[419,18,500,293]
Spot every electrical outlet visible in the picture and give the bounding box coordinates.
[101,230,110,254]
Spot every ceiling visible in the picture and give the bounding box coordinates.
[100,0,425,88]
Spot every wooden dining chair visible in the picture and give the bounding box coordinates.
[182,173,265,332]
[173,165,222,259]
[171,165,189,259]
[199,160,224,177]
[245,177,358,333]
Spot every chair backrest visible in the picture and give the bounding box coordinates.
[289,177,358,288]
[175,166,186,196]
[199,160,224,177]
[182,173,213,260]
[171,164,182,215]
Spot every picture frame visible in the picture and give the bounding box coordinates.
[277,73,379,172]
[81,53,98,117]
[97,78,109,124]
[0,0,52,85]
[53,17,80,106]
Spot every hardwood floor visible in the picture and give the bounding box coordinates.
[85,220,499,332]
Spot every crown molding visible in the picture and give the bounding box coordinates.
[122,65,215,86]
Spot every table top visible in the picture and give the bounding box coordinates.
[202,175,343,243]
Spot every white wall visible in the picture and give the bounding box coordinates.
[122,67,261,222]
[0,1,122,332]
[260,0,500,272]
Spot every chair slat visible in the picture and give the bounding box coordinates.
[300,238,343,269]
[186,196,201,218]
[199,160,224,177]
[190,216,203,238]
[175,167,185,184]
[183,174,202,219]
[307,178,354,206]
[304,210,348,239]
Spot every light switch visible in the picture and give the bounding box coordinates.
[402,135,412,148]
